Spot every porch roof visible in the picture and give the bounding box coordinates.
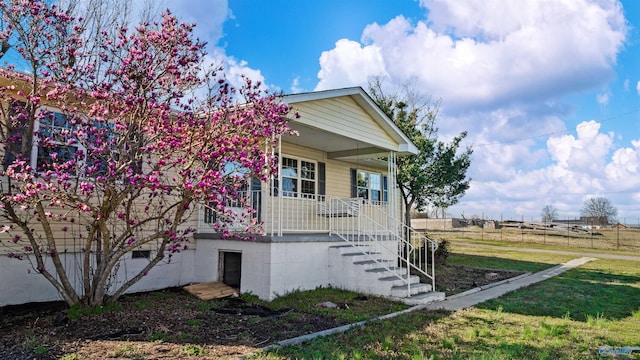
[283,87,418,164]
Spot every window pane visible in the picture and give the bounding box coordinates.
[370,173,381,191]
[371,190,381,201]
[358,187,368,199]
[282,177,297,197]
[301,161,315,180]
[357,171,368,188]
[40,112,73,141]
[37,146,77,171]
[282,157,298,177]
[301,179,315,195]
[223,161,249,178]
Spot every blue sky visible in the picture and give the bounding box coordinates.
[167,0,640,222]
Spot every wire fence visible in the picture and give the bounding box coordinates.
[417,216,640,252]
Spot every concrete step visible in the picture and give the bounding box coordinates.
[379,274,421,287]
[391,282,432,297]
[352,259,395,271]
[329,242,438,302]
[399,291,446,306]
[341,251,382,262]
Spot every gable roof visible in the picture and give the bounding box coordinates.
[283,87,419,156]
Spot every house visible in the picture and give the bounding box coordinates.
[0,85,443,306]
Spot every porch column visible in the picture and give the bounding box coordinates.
[388,151,399,235]
[277,135,283,237]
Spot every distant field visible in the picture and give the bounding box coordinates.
[426,225,640,253]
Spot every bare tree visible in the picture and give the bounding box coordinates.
[580,197,618,226]
[541,205,558,223]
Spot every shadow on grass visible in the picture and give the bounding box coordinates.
[477,268,640,322]
[447,253,556,273]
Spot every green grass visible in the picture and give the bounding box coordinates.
[269,287,409,323]
[179,344,206,356]
[449,244,581,265]
[430,226,640,254]
[477,259,640,322]
[249,246,640,360]
[148,331,170,342]
[446,252,561,272]
[67,301,124,320]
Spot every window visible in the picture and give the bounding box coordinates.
[279,156,316,198]
[132,250,151,259]
[2,105,142,182]
[352,169,388,203]
[204,162,262,225]
[3,100,30,169]
[36,111,78,171]
[85,121,117,177]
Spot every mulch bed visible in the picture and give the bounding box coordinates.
[0,266,525,359]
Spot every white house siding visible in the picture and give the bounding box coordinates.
[293,97,397,151]
[0,249,195,306]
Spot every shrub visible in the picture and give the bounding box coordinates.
[435,239,450,264]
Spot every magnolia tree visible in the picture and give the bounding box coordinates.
[0,1,294,306]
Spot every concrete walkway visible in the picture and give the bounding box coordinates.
[256,256,596,354]
[421,256,595,311]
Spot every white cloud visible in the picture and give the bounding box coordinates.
[547,121,613,173]
[605,140,640,189]
[314,0,630,220]
[203,48,266,91]
[316,39,388,91]
[315,0,626,111]
[165,0,229,48]
[636,80,640,95]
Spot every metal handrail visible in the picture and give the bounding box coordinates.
[328,196,437,297]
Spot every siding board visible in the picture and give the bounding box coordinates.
[293,97,396,150]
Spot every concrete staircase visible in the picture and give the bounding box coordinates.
[328,244,445,305]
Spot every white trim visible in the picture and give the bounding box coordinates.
[279,154,318,198]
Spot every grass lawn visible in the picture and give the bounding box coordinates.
[250,248,640,360]
[430,226,640,254]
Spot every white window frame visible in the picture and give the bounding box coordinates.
[356,169,387,203]
[280,155,317,199]
[32,107,83,173]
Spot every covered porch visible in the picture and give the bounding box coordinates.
[192,87,439,302]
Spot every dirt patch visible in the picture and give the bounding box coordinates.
[0,265,524,359]
[435,264,527,295]
[0,290,344,360]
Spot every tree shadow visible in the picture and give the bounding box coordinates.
[447,253,558,273]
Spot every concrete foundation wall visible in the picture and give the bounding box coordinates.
[2,235,402,306]
[0,250,195,307]
[195,237,336,301]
